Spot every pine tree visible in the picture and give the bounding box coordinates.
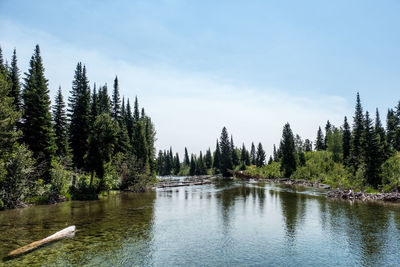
[205,148,212,169]
[133,96,140,123]
[240,143,249,166]
[157,150,164,175]
[132,120,148,170]
[8,48,21,111]
[111,76,121,121]
[98,84,111,114]
[350,92,364,172]
[342,116,351,165]
[255,142,266,167]
[68,62,90,169]
[230,135,239,166]
[213,139,221,172]
[189,154,195,176]
[143,115,156,174]
[219,127,233,177]
[184,147,190,166]
[273,144,279,161]
[324,120,332,149]
[375,109,388,159]
[0,68,20,154]
[315,127,325,151]
[362,111,383,187]
[90,84,99,123]
[196,151,206,175]
[304,139,312,152]
[21,45,56,177]
[386,109,397,153]
[0,46,6,76]
[52,87,69,157]
[174,153,180,175]
[250,142,256,165]
[268,156,273,165]
[125,99,134,141]
[280,123,297,178]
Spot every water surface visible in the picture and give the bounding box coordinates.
[1,182,400,266]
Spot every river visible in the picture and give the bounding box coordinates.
[1,181,400,266]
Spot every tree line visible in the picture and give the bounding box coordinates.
[158,92,400,191]
[0,45,156,209]
[157,126,267,177]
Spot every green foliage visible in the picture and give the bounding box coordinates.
[21,45,56,177]
[49,159,71,198]
[245,162,283,179]
[68,62,91,169]
[0,144,35,208]
[280,123,297,177]
[342,116,351,165]
[326,127,343,163]
[255,142,266,167]
[315,126,325,151]
[8,48,21,111]
[382,152,400,189]
[53,86,70,157]
[0,67,20,154]
[219,127,233,177]
[350,92,364,172]
[291,151,353,188]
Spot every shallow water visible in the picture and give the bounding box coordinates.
[1,182,400,266]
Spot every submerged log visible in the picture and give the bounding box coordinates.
[8,225,76,257]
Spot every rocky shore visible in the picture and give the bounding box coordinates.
[327,189,400,202]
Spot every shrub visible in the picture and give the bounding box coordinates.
[0,144,35,208]
[381,152,400,190]
[244,162,283,179]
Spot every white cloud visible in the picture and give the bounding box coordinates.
[0,19,353,156]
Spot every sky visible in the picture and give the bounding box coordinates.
[1,0,400,156]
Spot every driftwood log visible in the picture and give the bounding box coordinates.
[8,225,76,257]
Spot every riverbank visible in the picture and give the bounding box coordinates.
[232,170,400,202]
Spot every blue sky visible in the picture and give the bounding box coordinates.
[1,0,400,155]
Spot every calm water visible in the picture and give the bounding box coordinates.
[1,181,400,266]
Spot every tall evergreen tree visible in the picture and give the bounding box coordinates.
[0,68,20,154]
[189,154,196,176]
[315,126,325,151]
[375,109,388,159]
[132,120,148,170]
[386,108,397,153]
[255,142,266,167]
[213,139,221,172]
[8,48,21,111]
[273,144,279,161]
[324,120,332,149]
[230,135,239,166]
[184,147,190,166]
[219,127,233,177]
[98,84,111,114]
[52,87,69,157]
[143,115,156,174]
[304,139,312,152]
[68,62,90,169]
[342,116,351,165]
[350,92,364,172]
[125,99,134,141]
[205,148,212,169]
[362,111,383,187]
[0,46,6,76]
[111,76,121,121]
[250,142,256,165]
[21,45,56,176]
[280,123,297,178]
[240,143,250,166]
[90,84,99,123]
[173,153,181,175]
[133,96,140,123]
